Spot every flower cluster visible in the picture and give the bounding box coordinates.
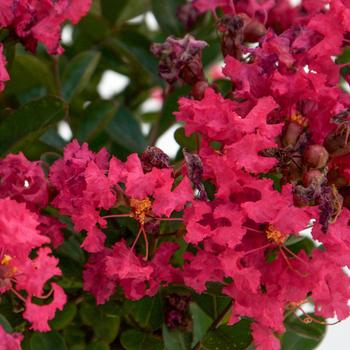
[1,0,350,349]
[0,0,92,91]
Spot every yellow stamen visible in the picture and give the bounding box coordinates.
[290,113,308,127]
[265,225,287,245]
[1,255,12,266]
[130,198,152,225]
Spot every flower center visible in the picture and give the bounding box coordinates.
[130,198,152,225]
[290,113,308,127]
[265,225,287,245]
[0,254,17,282]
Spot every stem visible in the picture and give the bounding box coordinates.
[102,213,132,219]
[131,227,143,251]
[157,217,184,222]
[141,227,149,261]
[11,288,26,303]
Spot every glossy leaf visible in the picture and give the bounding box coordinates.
[61,51,101,101]
[200,320,253,350]
[80,301,121,344]
[76,99,117,142]
[0,96,65,155]
[151,0,184,36]
[189,303,213,347]
[281,313,326,350]
[30,331,67,350]
[106,105,147,152]
[121,329,164,350]
[49,303,77,331]
[162,324,192,350]
[124,295,163,331]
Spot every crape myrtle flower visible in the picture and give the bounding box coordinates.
[0,198,66,332]
[0,325,22,350]
[0,0,92,91]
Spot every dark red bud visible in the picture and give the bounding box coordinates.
[243,20,267,42]
[302,169,324,187]
[283,122,304,146]
[191,80,209,100]
[303,145,329,169]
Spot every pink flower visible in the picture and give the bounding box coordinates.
[23,283,67,332]
[0,198,65,331]
[0,325,22,350]
[0,152,48,210]
[0,44,9,92]
[1,0,92,55]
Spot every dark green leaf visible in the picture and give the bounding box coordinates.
[151,0,184,36]
[193,284,231,320]
[62,51,101,101]
[86,341,110,350]
[0,96,65,155]
[115,0,151,24]
[76,99,117,142]
[49,303,77,331]
[189,303,212,347]
[106,105,147,152]
[162,324,192,350]
[5,54,55,95]
[80,301,121,343]
[0,314,13,333]
[58,236,86,265]
[30,331,67,350]
[174,127,197,151]
[100,0,127,24]
[200,320,253,350]
[281,313,326,350]
[121,329,164,350]
[104,30,159,82]
[124,294,163,331]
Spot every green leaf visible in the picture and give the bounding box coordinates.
[62,51,101,101]
[100,0,127,24]
[80,301,121,344]
[124,294,163,331]
[200,320,253,350]
[58,236,86,265]
[115,0,151,24]
[105,30,159,82]
[162,324,192,350]
[0,314,13,333]
[5,54,55,95]
[151,0,184,36]
[121,329,164,350]
[76,100,117,142]
[189,303,213,347]
[174,127,197,151]
[86,341,110,350]
[30,331,67,350]
[159,86,191,137]
[193,284,231,320]
[106,105,147,152]
[281,313,326,350]
[0,96,65,155]
[49,303,77,331]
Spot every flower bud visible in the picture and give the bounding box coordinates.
[243,19,267,42]
[191,80,209,100]
[302,169,324,187]
[283,122,304,146]
[303,145,329,169]
[141,146,170,173]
